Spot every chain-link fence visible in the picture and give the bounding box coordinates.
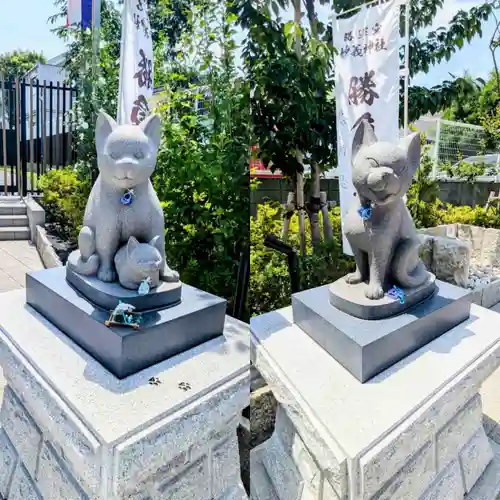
[432,119,487,177]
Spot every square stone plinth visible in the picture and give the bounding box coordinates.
[0,289,250,500]
[251,304,500,500]
[292,280,472,382]
[26,267,227,378]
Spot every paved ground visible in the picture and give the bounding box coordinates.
[0,240,44,397]
[0,240,44,291]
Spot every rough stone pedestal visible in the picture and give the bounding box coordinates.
[0,289,249,500]
[250,304,500,500]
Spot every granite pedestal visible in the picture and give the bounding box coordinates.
[329,274,437,320]
[26,267,226,379]
[293,279,472,382]
[66,264,182,312]
[250,305,500,500]
[0,289,250,500]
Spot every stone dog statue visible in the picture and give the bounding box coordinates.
[343,119,432,300]
[67,110,179,284]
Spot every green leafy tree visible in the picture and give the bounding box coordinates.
[0,50,47,126]
[0,50,46,80]
[402,0,495,121]
[238,0,337,249]
[153,0,251,313]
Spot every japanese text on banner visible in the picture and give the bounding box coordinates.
[333,0,402,254]
[117,0,154,125]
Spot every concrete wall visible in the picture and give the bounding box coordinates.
[251,178,500,213]
[251,178,340,217]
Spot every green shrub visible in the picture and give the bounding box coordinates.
[38,167,90,243]
[249,202,354,316]
[440,204,500,228]
[153,76,250,313]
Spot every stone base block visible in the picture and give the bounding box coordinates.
[0,289,250,500]
[251,303,500,500]
[292,280,472,382]
[26,267,227,378]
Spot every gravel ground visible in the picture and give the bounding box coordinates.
[467,264,500,289]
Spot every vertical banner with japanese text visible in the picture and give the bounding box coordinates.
[117,0,153,125]
[333,0,402,254]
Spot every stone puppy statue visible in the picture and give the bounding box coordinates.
[114,236,162,290]
[67,110,179,284]
[343,119,431,299]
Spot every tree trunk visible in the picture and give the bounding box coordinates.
[294,0,307,256]
[303,0,324,250]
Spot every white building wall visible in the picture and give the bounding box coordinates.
[24,60,73,138]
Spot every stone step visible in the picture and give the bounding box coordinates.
[0,196,22,203]
[0,227,30,240]
[0,204,27,216]
[0,215,29,227]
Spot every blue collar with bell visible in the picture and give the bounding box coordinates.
[357,204,372,221]
[120,189,135,206]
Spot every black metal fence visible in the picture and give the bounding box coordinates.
[0,79,78,196]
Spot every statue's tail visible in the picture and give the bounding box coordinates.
[67,225,99,276]
[67,252,100,276]
[392,238,429,289]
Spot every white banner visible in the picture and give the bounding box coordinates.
[333,0,402,254]
[117,0,154,125]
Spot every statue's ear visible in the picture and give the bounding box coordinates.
[95,110,117,155]
[352,119,377,160]
[140,113,162,151]
[400,132,421,177]
[127,236,140,257]
[149,235,160,249]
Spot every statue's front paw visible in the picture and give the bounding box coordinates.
[161,267,180,283]
[365,283,384,300]
[98,265,116,282]
[345,271,363,284]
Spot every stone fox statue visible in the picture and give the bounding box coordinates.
[68,110,179,283]
[343,119,431,300]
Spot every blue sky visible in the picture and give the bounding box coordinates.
[0,0,495,87]
[0,0,66,61]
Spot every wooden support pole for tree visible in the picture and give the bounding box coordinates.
[320,191,333,241]
[485,189,500,211]
[282,191,295,241]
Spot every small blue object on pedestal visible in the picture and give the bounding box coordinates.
[138,277,151,296]
[387,285,405,304]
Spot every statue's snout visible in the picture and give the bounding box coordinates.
[367,167,393,192]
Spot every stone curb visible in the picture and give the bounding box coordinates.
[23,196,45,244]
[35,225,62,269]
